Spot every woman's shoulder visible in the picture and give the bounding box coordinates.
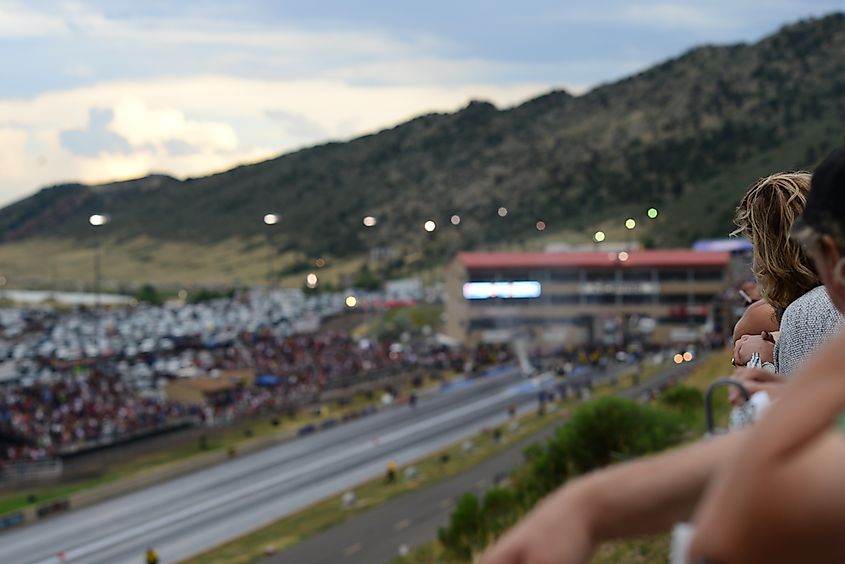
[781,286,844,331]
[785,285,836,314]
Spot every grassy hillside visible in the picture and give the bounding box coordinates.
[1,14,844,288]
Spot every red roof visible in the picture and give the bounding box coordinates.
[455,250,730,269]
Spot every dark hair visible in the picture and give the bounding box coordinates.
[793,147,845,250]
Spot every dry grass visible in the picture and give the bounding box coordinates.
[0,236,364,289]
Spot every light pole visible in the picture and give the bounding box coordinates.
[362,215,377,265]
[88,214,109,308]
[625,218,636,250]
[263,213,279,289]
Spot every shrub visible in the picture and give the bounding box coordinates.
[439,395,690,561]
[133,284,163,305]
[550,396,684,475]
[659,384,704,412]
[517,441,568,503]
[438,493,484,561]
[481,487,521,539]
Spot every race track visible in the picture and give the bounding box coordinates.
[2,365,572,564]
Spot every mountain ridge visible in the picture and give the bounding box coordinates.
[1,13,844,286]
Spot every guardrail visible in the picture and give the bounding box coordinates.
[0,458,63,484]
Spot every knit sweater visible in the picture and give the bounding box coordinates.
[775,285,845,375]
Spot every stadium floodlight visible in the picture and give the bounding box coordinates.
[345,295,358,308]
[451,214,461,226]
[647,207,659,219]
[363,216,377,227]
[88,214,109,226]
[497,207,508,217]
[536,220,546,231]
[625,218,636,230]
[593,230,606,242]
[263,213,280,287]
[88,214,110,308]
[424,220,436,232]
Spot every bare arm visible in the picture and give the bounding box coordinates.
[733,334,776,366]
[480,431,746,564]
[725,331,845,462]
[732,300,778,343]
[691,432,845,563]
[691,331,845,562]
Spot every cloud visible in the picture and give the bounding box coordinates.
[0,75,549,207]
[0,2,67,38]
[619,4,735,30]
[0,126,30,180]
[59,108,132,157]
[163,139,199,156]
[110,97,239,152]
[264,111,328,140]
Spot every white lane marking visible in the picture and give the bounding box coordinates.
[34,385,530,563]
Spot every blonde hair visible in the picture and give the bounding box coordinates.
[732,172,819,318]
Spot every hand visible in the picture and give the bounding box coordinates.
[480,486,595,564]
[733,333,775,367]
[728,367,784,406]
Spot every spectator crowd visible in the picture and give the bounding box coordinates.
[0,289,498,462]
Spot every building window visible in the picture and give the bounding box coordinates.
[621,294,653,304]
[550,295,580,305]
[468,319,497,330]
[584,270,615,282]
[620,269,652,282]
[468,272,495,283]
[692,269,724,281]
[657,269,689,282]
[660,294,689,305]
[583,294,616,304]
[658,315,707,325]
[550,270,579,282]
[468,297,539,306]
[500,270,530,281]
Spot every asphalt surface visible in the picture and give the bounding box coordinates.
[270,422,561,564]
[0,364,566,564]
[266,360,694,564]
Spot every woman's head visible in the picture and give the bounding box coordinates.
[792,147,845,313]
[733,171,818,317]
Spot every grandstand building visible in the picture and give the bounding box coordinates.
[444,250,733,346]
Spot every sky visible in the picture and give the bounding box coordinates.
[0,1,841,207]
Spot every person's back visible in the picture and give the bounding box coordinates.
[776,285,845,374]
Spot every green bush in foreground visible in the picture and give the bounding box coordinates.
[660,384,704,412]
[438,493,484,561]
[557,395,684,475]
[437,395,688,561]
